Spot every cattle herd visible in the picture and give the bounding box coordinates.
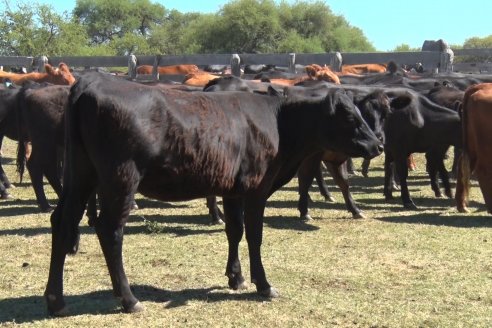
[0,60,491,316]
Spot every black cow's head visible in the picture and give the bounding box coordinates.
[356,90,390,143]
[319,89,383,159]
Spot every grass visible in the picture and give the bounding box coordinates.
[0,137,491,327]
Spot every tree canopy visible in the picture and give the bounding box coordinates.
[0,0,487,57]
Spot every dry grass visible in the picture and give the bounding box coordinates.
[0,137,491,327]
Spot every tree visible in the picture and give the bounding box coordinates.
[392,44,420,52]
[463,35,492,48]
[73,0,165,45]
[278,1,375,52]
[0,2,90,56]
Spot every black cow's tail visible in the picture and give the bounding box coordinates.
[55,78,97,255]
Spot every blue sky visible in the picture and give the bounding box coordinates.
[3,0,491,51]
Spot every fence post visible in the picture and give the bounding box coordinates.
[288,53,296,73]
[231,54,241,77]
[152,55,161,81]
[330,52,342,72]
[440,49,454,73]
[33,56,48,72]
[128,54,137,79]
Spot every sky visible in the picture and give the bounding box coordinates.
[2,0,491,51]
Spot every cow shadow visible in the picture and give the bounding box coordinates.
[133,198,190,210]
[263,215,319,231]
[0,284,268,323]
[375,210,491,228]
[0,201,44,217]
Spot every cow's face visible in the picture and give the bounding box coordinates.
[44,63,76,85]
[357,90,390,143]
[320,89,382,159]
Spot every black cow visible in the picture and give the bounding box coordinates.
[202,75,275,94]
[0,84,23,199]
[16,84,69,211]
[45,72,382,315]
[292,87,390,220]
[383,88,462,208]
[423,83,464,176]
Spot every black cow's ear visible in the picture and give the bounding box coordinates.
[326,89,351,115]
[390,95,411,110]
[267,85,281,96]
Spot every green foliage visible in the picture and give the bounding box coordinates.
[1,0,485,58]
[392,44,420,52]
[73,0,166,45]
[459,35,492,63]
[463,35,492,48]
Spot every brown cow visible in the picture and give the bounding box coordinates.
[456,83,492,213]
[0,63,75,85]
[136,64,199,75]
[182,71,221,87]
[341,63,387,75]
[305,64,341,84]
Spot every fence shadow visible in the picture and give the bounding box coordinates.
[0,284,269,323]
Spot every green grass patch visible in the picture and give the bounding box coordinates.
[0,138,490,327]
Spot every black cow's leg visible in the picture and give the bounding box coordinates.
[244,195,277,298]
[383,153,394,200]
[346,157,356,175]
[425,151,442,198]
[361,158,370,177]
[95,163,141,313]
[316,162,335,202]
[43,151,63,197]
[451,146,461,178]
[26,149,53,212]
[0,134,12,197]
[206,196,224,224]
[325,161,364,219]
[436,149,452,198]
[297,155,317,220]
[45,149,97,316]
[395,156,416,209]
[86,190,98,226]
[297,153,326,220]
[223,197,247,290]
[0,179,10,199]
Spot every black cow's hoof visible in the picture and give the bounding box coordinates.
[0,192,12,200]
[324,195,336,203]
[403,202,418,210]
[46,294,68,317]
[352,212,367,219]
[301,214,313,221]
[258,287,279,298]
[228,273,247,290]
[123,301,144,313]
[40,205,54,213]
[435,192,443,198]
[210,218,224,225]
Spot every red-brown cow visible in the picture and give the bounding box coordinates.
[0,63,75,85]
[341,63,387,75]
[456,83,492,213]
[136,64,199,75]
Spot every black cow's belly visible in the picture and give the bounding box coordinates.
[137,164,255,202]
